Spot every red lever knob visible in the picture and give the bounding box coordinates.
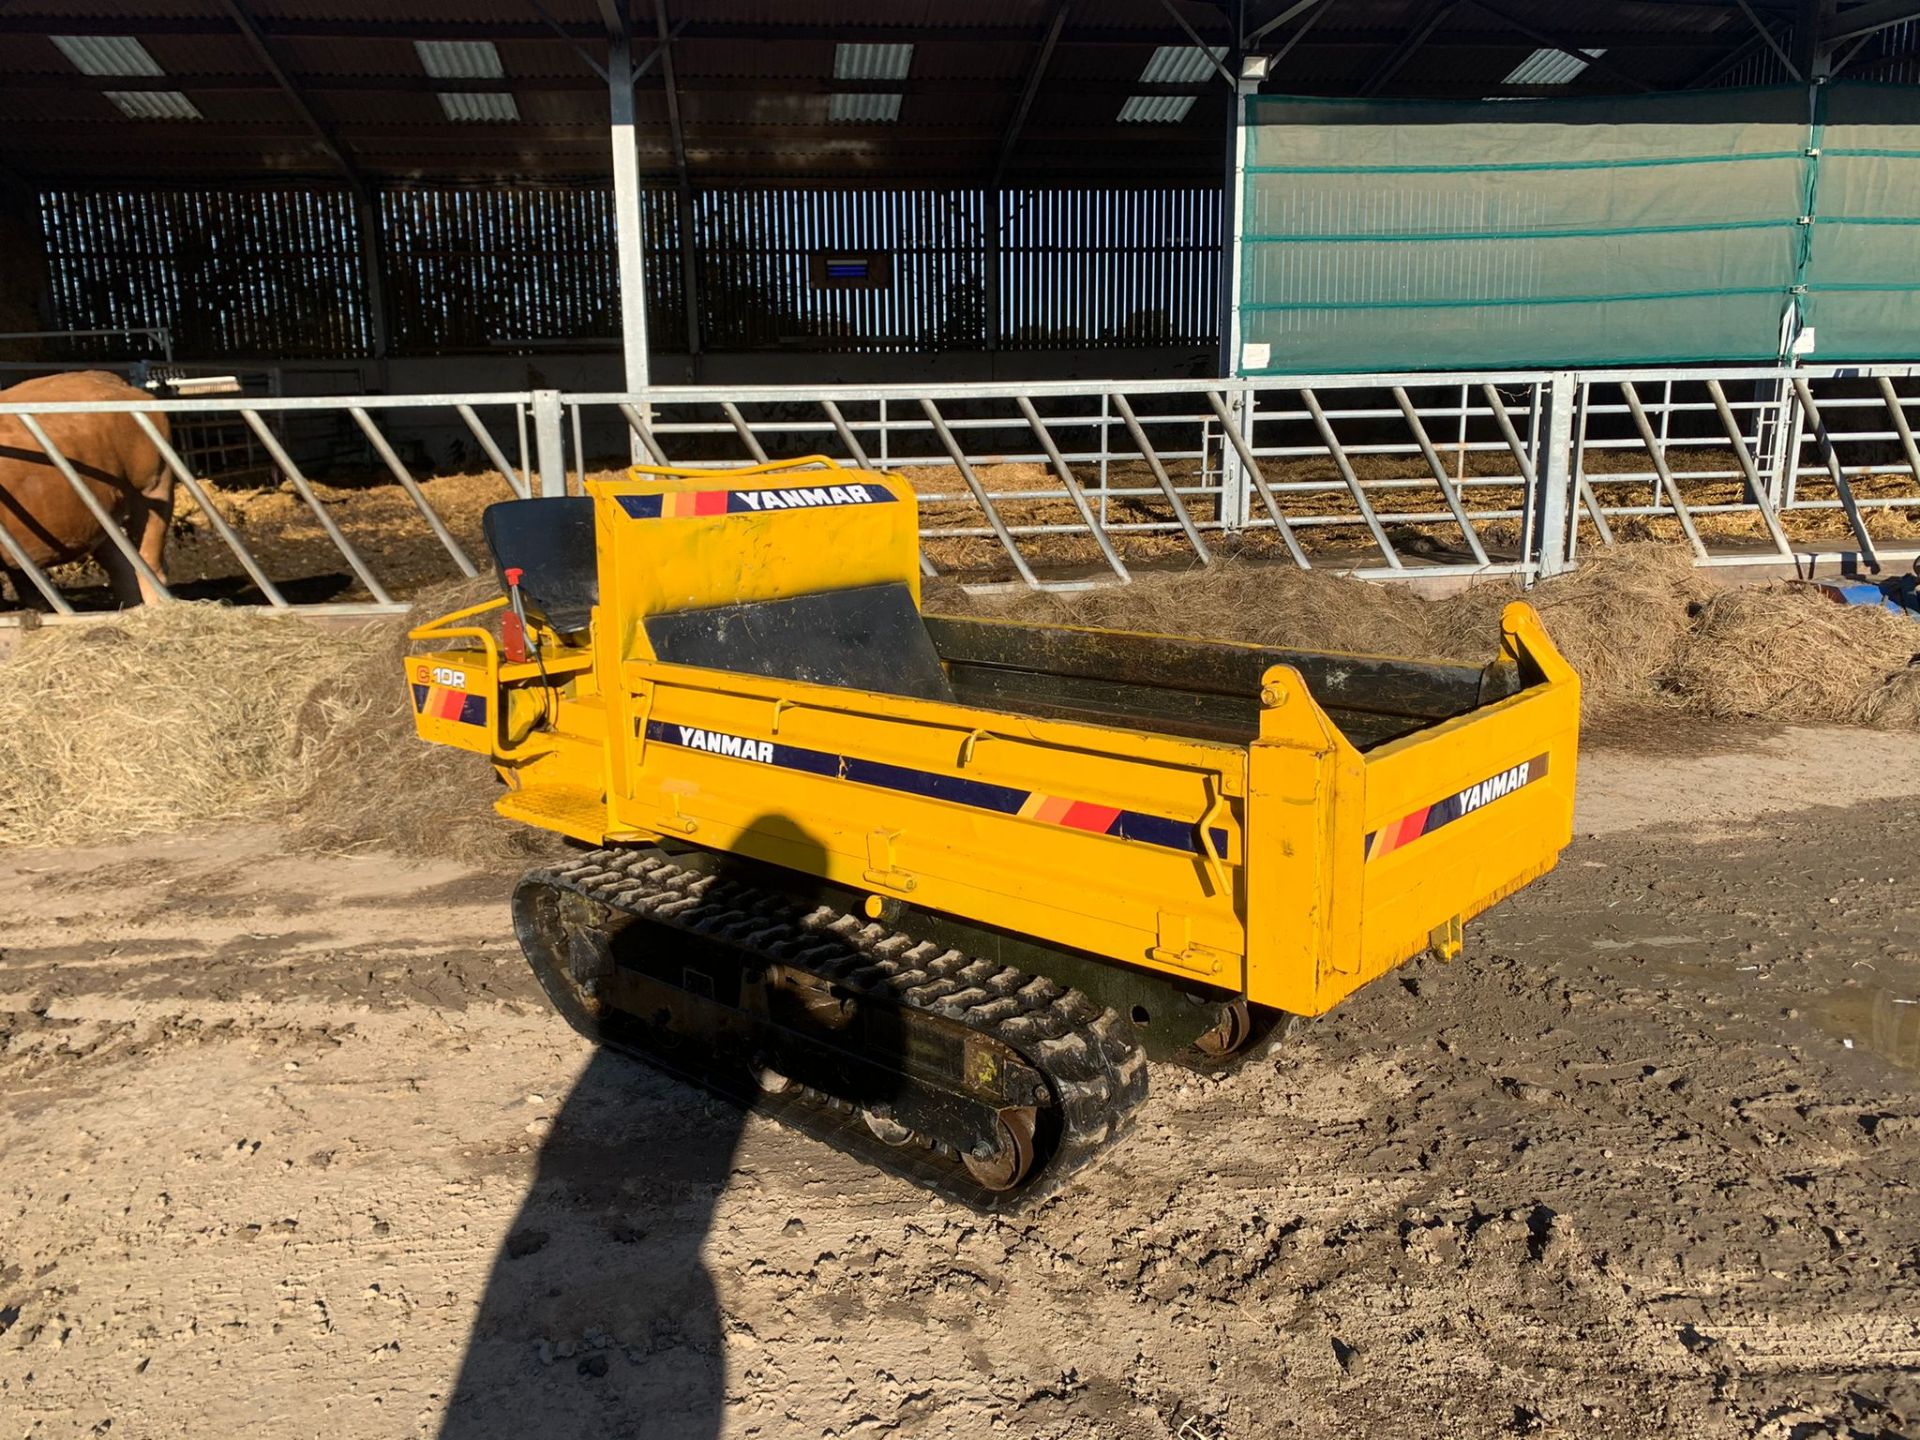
[504,566,524,587]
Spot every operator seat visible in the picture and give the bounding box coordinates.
[481,498,598,635]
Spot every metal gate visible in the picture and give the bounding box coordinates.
[1,362,1915,618]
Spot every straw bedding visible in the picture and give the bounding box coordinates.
[1,546,1913,856]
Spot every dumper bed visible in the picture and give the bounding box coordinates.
[926,615,1516,750]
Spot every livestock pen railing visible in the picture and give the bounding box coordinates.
[1,363,1917,617]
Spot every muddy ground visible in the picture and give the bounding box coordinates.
[3,727,1920,1439]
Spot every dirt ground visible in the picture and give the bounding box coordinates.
[4,726,1920,1440]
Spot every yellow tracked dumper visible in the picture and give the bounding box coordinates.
[408,458,1579,1210]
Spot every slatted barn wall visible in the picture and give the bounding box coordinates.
[37,188,372,358]
[378,187,684,354]
[37,183,1223,359]
[1000,186,1220,348]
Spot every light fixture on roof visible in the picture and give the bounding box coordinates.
[1117,94,1198,124]
[829,92,902,123]
[1502,46,1606,86]
[415,39,514,121]
[104,90,202,120]
[1138,44,1225,84]
[50,35,163,76]
[438,92,520,122]
[1117,43,1221,122]
[833,43,913,81]
[414,39,506,80]
[828,41,909,123]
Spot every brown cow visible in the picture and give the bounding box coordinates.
[0,370,174,608]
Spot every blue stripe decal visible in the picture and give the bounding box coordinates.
[643,720,1225,858]
[411,683,428,711]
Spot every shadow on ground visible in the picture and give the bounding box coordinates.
[440,820,906,1440]
[437,1046,748,1440]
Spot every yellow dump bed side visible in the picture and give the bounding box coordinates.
[609,660,1255,987]
[1245,602,1580,1016]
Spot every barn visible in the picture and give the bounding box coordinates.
[1,0,1918,609]
[11,9,1920,1437]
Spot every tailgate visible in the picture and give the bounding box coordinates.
[1244,601,1580,1016]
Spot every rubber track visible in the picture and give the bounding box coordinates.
[517,846,1150,1211]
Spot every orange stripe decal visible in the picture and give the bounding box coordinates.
[1035,795,1076,826]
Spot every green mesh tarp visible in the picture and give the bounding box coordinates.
[1805,83,1920,362]
[1238,87,1814,374]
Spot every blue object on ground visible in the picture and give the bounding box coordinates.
[1808,573,1920,617]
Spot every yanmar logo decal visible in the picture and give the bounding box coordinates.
[617,483,896,519]
[674,725,774,762]
[1366,752,1550,861]
[1457,759,1533,816]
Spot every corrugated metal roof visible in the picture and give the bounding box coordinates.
[833,42,913,80]
[50,34,165,75]
[0,0,1866,183]
[414,39,504,79]
[103,89,202,118]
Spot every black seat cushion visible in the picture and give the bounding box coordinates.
[645,583,954,702]
[481,498,598,634]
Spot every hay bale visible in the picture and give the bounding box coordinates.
[1435,542,1710,721]
[1857,664,1920,729]
[1668,585,1920,724]
[0,585,548,862]
[0,604,376,849]
[290,578,550,863]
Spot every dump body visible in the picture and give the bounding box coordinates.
[408,459,1578,1020]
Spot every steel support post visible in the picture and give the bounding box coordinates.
[1216,73,1259,528]
[1217,388,1251,529]
[532,389,569,498]
[1531,372,1578,580]
[1219,74,1257,380]
[607,30,653,410]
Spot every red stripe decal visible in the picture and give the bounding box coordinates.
[1058,801,1123,834]
[1396,807,1431,847]
[691,489,728,516]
